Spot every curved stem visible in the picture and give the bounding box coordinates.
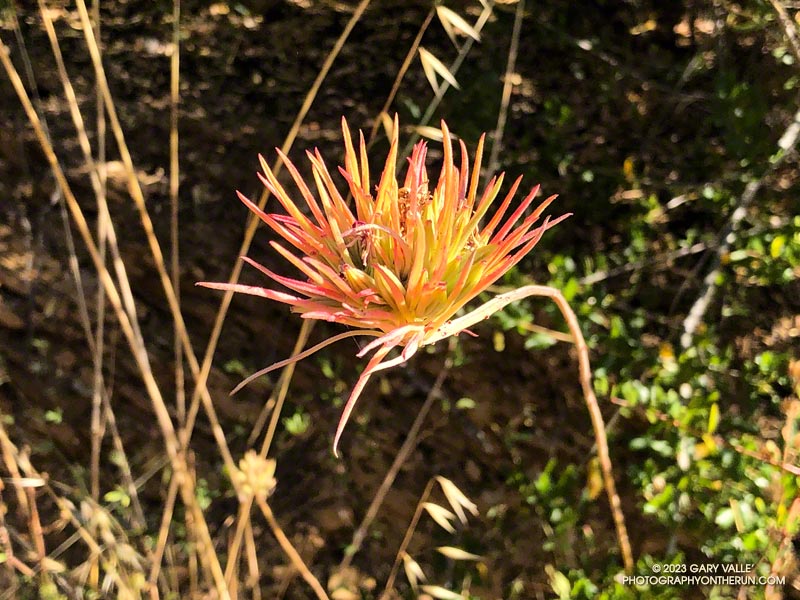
[230,329,380,395]
[429,285,634,572]
[256,497,329,600]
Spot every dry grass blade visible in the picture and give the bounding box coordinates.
[0,38,230,597]
[412,124,445,141]
[419,46,460,94]
[182,0,373,457]
[43,3,147,557]
[401,552,427,591]
[88,0,108,507]
[420,584,464,599]
[366,7,435,146]
[195,3,371,580]
[402,1,495,156]
[434,477,478,525]
[71,0,237,477]
[169,0,184,425]
[221,320,314,587]
[436,547,482,561]
[422,503,457,534]
[0,417,121,594]
[147,474,179,591]
[487,0,524,175]
[379,479,435,599]
[436,5,481,45]
[255,497,329,600]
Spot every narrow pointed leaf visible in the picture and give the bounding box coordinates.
[436,476,478,524]
[420,585,464,600]
[436,546,482,561]
[422,502,457,533]
[436,6,481,42]
[419,47,460,92]
[402,552,427,590]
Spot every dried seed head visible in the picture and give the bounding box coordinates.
[233,450,277,500]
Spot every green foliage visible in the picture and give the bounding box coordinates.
[283,408,311,436]
[491,11,799,583]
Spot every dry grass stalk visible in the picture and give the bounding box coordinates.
[0,37,230,597]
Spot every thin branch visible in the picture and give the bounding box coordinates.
[181,0,372,459]
[72,0,238,477]
[223,320,314,586]
[339,339,456,571]
[611,396,800,477]
[89,0,107,506]
[39,0,159,557]
[170,0,184,426]
[255,497,330,600]
[770,0,800,66]
[487,0,524,175]
[426,285,634,571]
[680,106,800,348]
[0,38,230,597]
[379,479,435,598]
[366,7,435,147]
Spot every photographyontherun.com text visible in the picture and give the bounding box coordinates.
[621,563,785,587]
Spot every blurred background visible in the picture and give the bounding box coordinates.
[0,1,799,598]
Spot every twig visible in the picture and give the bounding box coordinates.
[72,0,238,475]
[224,320,313,586]
[180,0,372,460]
[170,0,184,426]
[25,487,46,583]
[53,195,145,528]
[255,497,330,600]
[182,2,370,582]
[0,37,230,598]
[487,0,524,175]
[579,241,710,286]
[680,106,800,348]
[247,321,315,446]
[379,478,435,598]
[770,0,800,66]
[89,0,107,508]
[366,7,435,147]
[339,339,455,571]
[611,396,800,476]
[147,475,180,590]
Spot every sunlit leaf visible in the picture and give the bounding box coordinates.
[402,552,427,590]
[419,47,460,94]
[585,457,603,501]
[715,506,734,528]
[412,125,444,142]
[435,476,478,524]
[423,502,457,533]
[707,402,720,434]
[436,6,481,43]
[379,111,394,140]
[420,585,464,600]
[770,235,785,258]
[436,546,482,561]
[545,564,571,599]
[437,6,457,47]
